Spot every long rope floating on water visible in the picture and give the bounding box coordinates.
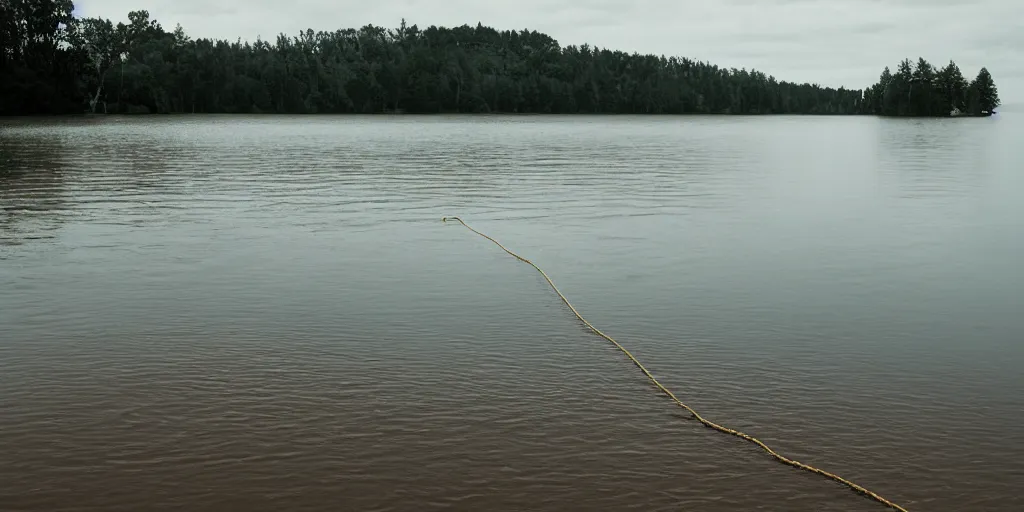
[441,216,909,512]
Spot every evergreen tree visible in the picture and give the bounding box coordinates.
[936,60,968,114]
[911,57,939,116]
[864,66,892,115]
[968,67,1000,114]
[893,59,914,116]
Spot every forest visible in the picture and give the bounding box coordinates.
[0,0,1001,116]
[862,59,999,117]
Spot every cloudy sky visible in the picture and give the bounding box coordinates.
[76,0,1021,103]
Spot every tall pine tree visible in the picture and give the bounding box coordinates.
[968,67,1000,114]
[936,60,968,114]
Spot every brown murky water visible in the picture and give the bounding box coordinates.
[1,115,1022,511]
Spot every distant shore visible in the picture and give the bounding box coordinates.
[51,110,998,118]
[3,111,999,120]
[2,5,999,117]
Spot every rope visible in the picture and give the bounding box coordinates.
[442,216,909,512]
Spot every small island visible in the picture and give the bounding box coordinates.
[0,3,1000,117]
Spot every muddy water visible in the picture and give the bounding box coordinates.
[2,115,1022,511]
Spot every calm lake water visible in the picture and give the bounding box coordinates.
[1,115,1022,512]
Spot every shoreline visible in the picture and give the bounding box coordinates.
[3,111,998,119]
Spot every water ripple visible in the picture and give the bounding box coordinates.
[1,114,1022,511]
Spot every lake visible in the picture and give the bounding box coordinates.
[1,115,1022,512]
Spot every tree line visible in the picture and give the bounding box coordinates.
[1,1,1000,116]
[862,58,999,116]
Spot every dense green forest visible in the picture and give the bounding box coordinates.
[862,58,999,117]
[0,0,1000,116]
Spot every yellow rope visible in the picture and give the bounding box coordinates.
[442,216,909,512]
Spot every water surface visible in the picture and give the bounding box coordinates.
[2,115,1022,511]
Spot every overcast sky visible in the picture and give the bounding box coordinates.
[76,0,1021,103]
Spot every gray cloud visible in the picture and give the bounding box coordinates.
[76,0,1022,101]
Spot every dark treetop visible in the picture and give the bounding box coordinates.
[0,1,1000,116]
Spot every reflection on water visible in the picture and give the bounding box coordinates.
[876,117,996,198]
[0,140,68,247]
[1,115,1022,512]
